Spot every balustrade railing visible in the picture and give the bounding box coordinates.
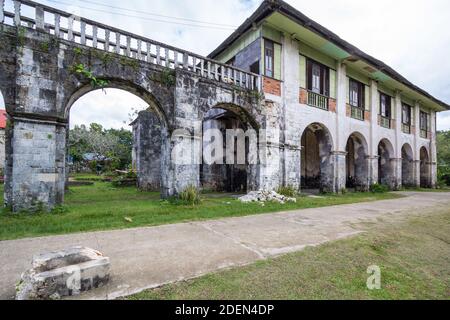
[379,116,391,129]
[350,105,364,121]
[307,90,328,111]
[0,0,261,91]
[402,123,411,134]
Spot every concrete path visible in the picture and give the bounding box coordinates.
[1,192,449,300]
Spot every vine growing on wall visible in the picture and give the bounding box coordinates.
[71,63,109,90]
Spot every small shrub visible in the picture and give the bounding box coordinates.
[276,185,297,198]
[370,183,389,193]
[178,185,201,205]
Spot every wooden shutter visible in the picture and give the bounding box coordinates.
[274,43,282,80]
[299,55,307,88]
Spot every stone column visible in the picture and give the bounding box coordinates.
[334,62,347,192]
[332,151,347,192]
[413,101,421,187]
[430,111,438,187]
[368,80,379,185]
[5,117,66,212]
[393,91,403,189]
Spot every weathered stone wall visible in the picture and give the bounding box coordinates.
[132,111,163,191]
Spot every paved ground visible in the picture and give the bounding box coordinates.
[1,192,449,300]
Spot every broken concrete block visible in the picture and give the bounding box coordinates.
[16,247,110,300]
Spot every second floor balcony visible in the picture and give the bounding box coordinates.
[380,116,391,129]
[307,91,329,111]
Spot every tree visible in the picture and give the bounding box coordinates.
[69,123,133,172]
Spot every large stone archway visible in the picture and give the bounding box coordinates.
[346,132,369,191]
[200,103,259,193]
[401,144,415,187]
[301,123,334,192]
[377,139,395,189]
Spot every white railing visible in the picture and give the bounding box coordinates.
[0,0,261,91]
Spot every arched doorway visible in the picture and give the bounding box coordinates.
[401,144,414,187]
[67,86,169,196]
[378,139,395,188]
[346,132,369,190]
[301,123,334,192]
[420,147,431,188]
[200,105,258,193]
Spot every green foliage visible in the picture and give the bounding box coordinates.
[154,68,176,87]
[71,63,109,89]
[276,185,297,197]
[69,123,133,172]
[119,56,140,70]
[437,131,450,186]
[17,26,26,47]
[370,183,389,193]
[177,185,201,206]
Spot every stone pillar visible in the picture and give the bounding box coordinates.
[258,123,282,191]
[367,156,379,186]
[283,144,301,191]
[131,111,163,192]
[168,120,201,196]
[334,62,347,192]
[413,101,421,187]
[333,151,347,192]
[393,91,403,189]
[369,80,379,185]
[430,111,438,187]
[5,117,66,212]
[281,34,301,192]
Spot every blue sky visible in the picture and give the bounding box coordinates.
[1,0,449,130]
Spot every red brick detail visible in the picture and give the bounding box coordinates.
[299,88,308,104]
[262,77,281,96]
[365,111,371,122]
[328,98,336,113]
[411,126,416,135]
[391,121,396,130]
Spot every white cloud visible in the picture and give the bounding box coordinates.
[5,0,450,130]
[70,89,148,130]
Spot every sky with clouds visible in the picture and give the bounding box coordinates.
[0,0,449,130]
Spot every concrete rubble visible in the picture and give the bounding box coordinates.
[239,190,297,204]
[16,247,110,300]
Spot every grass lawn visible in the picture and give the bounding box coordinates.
[0,181,403,241]
[129,209,450,300]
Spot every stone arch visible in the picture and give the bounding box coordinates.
[64,82,171,197]
[420,146,431,188]
[200,103,259,193]
[401,143,415,187]
[377,138,395,188]
[301,122,334,192]
[64,80,169,129]
[346,132,369,190]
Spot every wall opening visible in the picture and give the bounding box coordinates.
[401,144,415,187]
[420,147,431,188]
[378,139,395,188]
[200,107,256,193]
[68,88,167,194]
[346,133,369,190]
[301,123,334,192]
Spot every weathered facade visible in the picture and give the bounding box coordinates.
[210,0,449,193]
[0,0,448,211]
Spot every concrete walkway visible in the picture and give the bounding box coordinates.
[1,192,449,300]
